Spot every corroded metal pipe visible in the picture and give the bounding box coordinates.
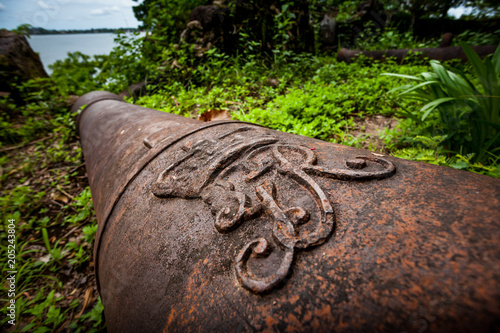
[74,91,500,333]
[337,45,498,63]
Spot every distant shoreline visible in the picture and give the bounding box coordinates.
[28,27,141,35]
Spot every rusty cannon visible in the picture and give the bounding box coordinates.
[73,91,500,332]
[337,45,498,64]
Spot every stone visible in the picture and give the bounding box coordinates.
[0,30,48,103]
[319,12,338,50]
[118,81,147,100]
[179,5,233,55]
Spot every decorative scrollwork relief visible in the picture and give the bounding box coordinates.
[152,127,396,294]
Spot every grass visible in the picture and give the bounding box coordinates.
[0,87,105,332]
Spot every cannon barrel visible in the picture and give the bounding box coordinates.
[73,91,500,332]
[337,45,498,63]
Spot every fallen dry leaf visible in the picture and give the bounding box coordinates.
[75,287,93,319]
[171,60,182,69]
[51,192,69,204]
[38,254,51,263]
[172,95,179,107]
[198,109,231,122]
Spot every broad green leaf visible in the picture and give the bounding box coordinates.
[461,42,487,79]
[381,73,421,80]
[421,97,457,120]
[399,80,439,95]
[491,44,500,75]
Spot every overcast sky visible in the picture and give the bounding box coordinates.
[0,0,141,30]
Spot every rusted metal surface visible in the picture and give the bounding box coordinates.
[75,91,500,333]
[337,45,498,63]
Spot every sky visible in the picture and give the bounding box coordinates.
[0,0,141,30]
[448,6,473,18]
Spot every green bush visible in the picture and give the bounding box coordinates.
[384,44,500,164]
[356,25,435,51]
[453,29,500,46]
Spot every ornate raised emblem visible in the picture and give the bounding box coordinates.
[153,126,395,293]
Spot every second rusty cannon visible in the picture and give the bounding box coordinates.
[337,45,498,63]
[74,91,500,332]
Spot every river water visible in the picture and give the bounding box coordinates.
[28,33,118,74]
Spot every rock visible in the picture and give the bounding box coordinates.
[180,4,233,55]
[186,20,203,32]
[189,5,231,34]
[119,81,147,100]
[0,30,48,104]
[179,0,314,55]
[319,12,338,51]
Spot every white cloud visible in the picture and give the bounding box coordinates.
[37,0,60,10]
[0,2,5,10]
[90,9,105,15]
[90,6,120,16]
[120,0,134,8]
[60,0,131,6]
[448,6,473,18]
[38,1,50,9]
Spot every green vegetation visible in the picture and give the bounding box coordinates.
[1,1,499,331]
[0,82,105,331]
[385,44,500,164]
[355,26,437,50]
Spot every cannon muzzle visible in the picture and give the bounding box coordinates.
[74,91,500,332]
